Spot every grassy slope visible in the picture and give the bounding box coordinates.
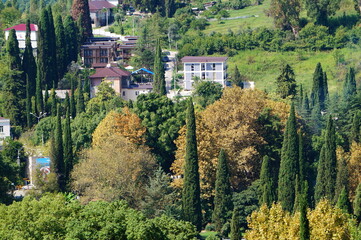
[227,47,361,94]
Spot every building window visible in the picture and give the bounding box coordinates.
[201,63,205,71]
[100,49,108,56]
[191,64,195,71]
[123,91,126,96]
[212,63,216,70]
[135,91,139,96]
[84,49,93,57]
[0,126,3,133]
[85,58,93,65]
[100,57,108,63]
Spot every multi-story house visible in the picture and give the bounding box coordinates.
[181,56,228,90]
[88,0,115,27]
[4,24,38,49]
[81,40,117,68]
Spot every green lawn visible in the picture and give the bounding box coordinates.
[227,47,361,94]
[199,231,218,239]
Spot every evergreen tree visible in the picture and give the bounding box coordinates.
[351,111,361,142]
[343,67,357,105]
[47,7,58,86]
[212,149,233,231]
[298,84,304,108]
[7,29,22,71]
[353,183,361,222]
[276,64,297,99]
[230,208,242,240]
[76,79,85,114]
[64,92,70,113]
[26,75,32,128]
[63,107,73,187]
[22,19,37,97]
[182,98,202,231]
[50,88,57,116]
[278,103,299,212]
[315,116,337,202]
[259,155,276,207]
[44,85,49,114]
[334,152,349,204]
[232,66,243,88]
[52,105,65,191]
[70,77,76,118]
[83,77,90,99]
[299,130,307,185]
[55,15,66,80]
[164,0,175,18]
[35,73,44,114]
[299,181,310,240]
[310,63,328,110]
[153,39,166,95]
[71,0,92,41]
[64,15,79,64]
[336,187,352,214]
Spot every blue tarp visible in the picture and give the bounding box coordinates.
[132,68,154,75]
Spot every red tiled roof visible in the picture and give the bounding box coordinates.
[181,56,228,63]
[4,24,38,32]
[88,1,115,11]
[90,67,131,78]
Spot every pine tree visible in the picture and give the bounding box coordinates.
[278,103,299,212]
[315,115,337,202]
[299,181,310,240]
[336,187,352,214]
[232,66,243,88]
[22,19,37,97]
[182,98,202,231]
[153,39,166,95]
[212,149,233,231]
[276,64,297,99]
[76,78,85,114]
[71,0,92,41]
[63,107,73,187]
[52,105,65,191]
[64,15,79,64]
[334,152,349,204]
[55,15,66,80]
[259,155,276,207]
[230,208,242,240]
[353,183,361,222]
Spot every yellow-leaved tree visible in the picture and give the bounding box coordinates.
[92,107,146,146]
[245,200,353,240]
[348,142,361,198]
[171,87,289,199]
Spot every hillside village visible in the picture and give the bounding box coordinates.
[1,0,361,239]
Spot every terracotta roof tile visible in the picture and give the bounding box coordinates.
[90,67,131,78]
[89,1,115,11]
[4,24,38,31]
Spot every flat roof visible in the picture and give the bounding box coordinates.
[181,56,228,63]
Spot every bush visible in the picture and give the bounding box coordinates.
[205,223,216,231]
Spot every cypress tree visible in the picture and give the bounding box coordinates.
[343,67,357,103]
[76,79,85,114]
[351,111,361,142]
[53,105,65,191]
[7,29,22,71]
[310,63,328,110]
[323,71,329,106]
[299,130,306,185]
[26,75,32,128]
[232,66,243,88]
[212,149,233,231]
[35,73,43,114]
[71,0,93,41]
[47,6,58,87]
[230,208,242,240]
[83,77,90,99]
[182,98,202,231]
[259,155,276,207]
[44,85,49,114]
[50,88,57,116]
[334,152,349,204]
[315,115,337,203]
[64,92,70,113]
[63,107,73,186]
[22,19,37,97]
[153,39,166,95]
[55,15,66,80]
[298,84,304,108]
[299,181,310,240]
[353,183,361,222]
[336,187,352,214]
[70,77,76,118]
[276,64,297,99]
[64,15,79,64]
[278,103,299,212]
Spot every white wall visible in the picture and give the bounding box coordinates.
[121,88,151,101]
[5,30,37,49]
[0,119,11,146]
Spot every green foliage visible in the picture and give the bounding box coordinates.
[299,181,310,240]
[192,81,223,108]
[278,104,298,212]
[212,149,233,231]
[343,67,357,103]
[22,20,37,98]
[76,78,85,114]
[55,14,66,80]
[334,151,349,204]
[64,15,79,64]
[310,62,328,110]
[315,116,337,203]
[276,64,297,99]
[182,98,202,231]
[336,187,352,214]
[259,155,276,207]
[230,207,242,240]
[153,39,166,95]
[304,0,341,25]
[354,183,361,222]
[63,107,73,188]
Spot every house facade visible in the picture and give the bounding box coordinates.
[0,118,11,147]
[4,24,38,49]
[89,0,115,27]
[81,40,117,68]
[181,56,228,90]
[121,83,153,101]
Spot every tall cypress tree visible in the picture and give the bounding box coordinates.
[212,149,233,231]
[259,155,276,207]
[336,187,352,214]
[71,0,92,40]
[299,181,310,240]
[22,19,37,97]
[299,130,307,185]
[182,98,202,231]
[343,67,357,103]
[64,15,79,64]
[26,75,32,128]
[44,85,49,114]
[76,78,84,114]
[278,103,299,212]
[353,183,361,222]
[334,152,349,204]
[315,115,337,203]
[47,6,58,87]
[230,208,242,240]
[55,15,66,80]
[153,39,166,95]
[351,111,361,142]
[70,77,76,118]
[50,88,57,116]
[52,105,65,191]
[310,63,328,110]
[63,107,73,187]
[7,29,22,71]
[35,72,44,114]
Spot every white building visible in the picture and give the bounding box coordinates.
[0,118,11,147]
[181,56,228,90]
[4,24,38,49]
[121,83,153,101]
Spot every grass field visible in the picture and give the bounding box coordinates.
[227,47,361,94]
[199,231,218,239]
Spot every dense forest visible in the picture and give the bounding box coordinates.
[1,0,361,239]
